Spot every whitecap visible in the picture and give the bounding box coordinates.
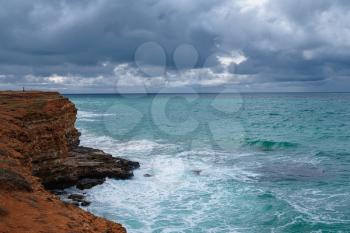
[77,110,115,122]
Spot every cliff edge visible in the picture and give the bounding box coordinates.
[0,91,138,233]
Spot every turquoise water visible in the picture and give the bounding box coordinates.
[66,93,350,233]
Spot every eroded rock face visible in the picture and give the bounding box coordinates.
[0,91,139,189]
[41,146,140,189]
[0,91,136,233]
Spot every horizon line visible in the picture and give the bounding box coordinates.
[62,91,350,95]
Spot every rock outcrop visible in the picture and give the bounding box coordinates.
[38,146,139,189]
[0,91,138,233]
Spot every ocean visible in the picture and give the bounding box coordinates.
[65,93,350,233]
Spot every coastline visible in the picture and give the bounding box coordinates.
[0,91,138,233]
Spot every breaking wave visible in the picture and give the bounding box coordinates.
[245,138,298,151]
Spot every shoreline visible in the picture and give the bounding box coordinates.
[0,91,138,232]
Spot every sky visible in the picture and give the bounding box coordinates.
[0,0,350,93]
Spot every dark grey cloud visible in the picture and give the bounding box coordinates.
[0,0,350,92]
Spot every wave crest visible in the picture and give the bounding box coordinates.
[245,138,298,151]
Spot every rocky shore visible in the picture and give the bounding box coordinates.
[0,91,139,233]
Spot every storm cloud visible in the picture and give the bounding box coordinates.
[0,0,349,92]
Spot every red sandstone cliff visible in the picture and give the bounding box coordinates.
[0,91,137,233]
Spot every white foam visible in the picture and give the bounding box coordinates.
[80,132,261,185]
[79,132,169,158]
[77,130,348,232]
[273,188,350,224]
[77,110,115,122]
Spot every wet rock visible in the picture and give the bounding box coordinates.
[76,178,105,190]
[143,174,152,177]
[68,194,85,202]
[80,200,91,207]
[67,194,91,207]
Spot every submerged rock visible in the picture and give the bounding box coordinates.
[192,169,202,175]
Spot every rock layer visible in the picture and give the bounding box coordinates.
[42,146,140,189]
[0,91,138,233]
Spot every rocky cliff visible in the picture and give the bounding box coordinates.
[0,91,138,233]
